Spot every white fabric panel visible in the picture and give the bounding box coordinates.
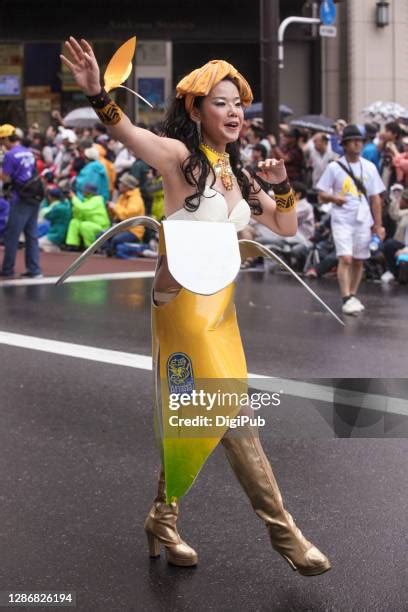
[162,220,241,295]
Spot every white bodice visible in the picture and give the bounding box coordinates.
[166,186,251,232]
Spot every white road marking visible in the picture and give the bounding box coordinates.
[0,330,406,417]
[0,270,155,286]
[0,331,152,370]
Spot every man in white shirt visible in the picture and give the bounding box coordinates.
[317,124,385,315]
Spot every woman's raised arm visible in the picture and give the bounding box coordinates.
[60,37,187,174]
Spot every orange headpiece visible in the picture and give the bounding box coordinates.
[175,59,253,115]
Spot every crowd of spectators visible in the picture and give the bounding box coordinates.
[1,112,408,284]
[239,116,408,284]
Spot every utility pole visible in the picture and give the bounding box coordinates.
[260,0,280,139]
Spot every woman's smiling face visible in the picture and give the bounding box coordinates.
[195,79,244,147]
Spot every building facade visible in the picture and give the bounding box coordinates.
[322,0,408,122]
[0,0,321,127]
[0,0,406,128]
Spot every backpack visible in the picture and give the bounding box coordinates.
[15,170,45,205]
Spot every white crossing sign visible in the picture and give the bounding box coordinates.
[319,25,337,37]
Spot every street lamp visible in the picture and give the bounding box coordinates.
[376,1,390,27]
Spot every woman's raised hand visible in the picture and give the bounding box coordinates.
[256,158,288,184]
[60,37,101,97]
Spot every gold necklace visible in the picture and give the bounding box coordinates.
[199,142,234,191]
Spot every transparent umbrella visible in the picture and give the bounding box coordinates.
[63,107,99,129]
[363,101,408,121]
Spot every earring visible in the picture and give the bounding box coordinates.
[195,120,202,142]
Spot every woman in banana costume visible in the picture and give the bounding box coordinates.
[60,37,336,576]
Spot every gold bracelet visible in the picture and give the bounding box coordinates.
[94,101,123,126]
[87,88,123,126]
[275,189,296,213]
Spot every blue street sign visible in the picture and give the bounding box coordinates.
[320,0,337,26]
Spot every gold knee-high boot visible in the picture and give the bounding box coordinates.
[221,427,331,576]
[144,467,198,566]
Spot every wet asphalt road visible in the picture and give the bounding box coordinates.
[0,271,407,611]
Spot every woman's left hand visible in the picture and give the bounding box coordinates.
[256,158,288,184]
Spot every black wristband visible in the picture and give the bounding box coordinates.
[87,87,110,109]
[271,179,291,194]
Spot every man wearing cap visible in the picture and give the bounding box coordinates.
[65,183,110,249]
[75,146,109,202]
[103,173,145,256]
[317,124,386,315]
[0,123,42,279]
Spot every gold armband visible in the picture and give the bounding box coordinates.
[274,189,296,213]
[87,88,123,126]
[94,101,123,126]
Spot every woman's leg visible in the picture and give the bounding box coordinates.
[111,231,139,255]
[220,421,331,576]
[144,467,198,566]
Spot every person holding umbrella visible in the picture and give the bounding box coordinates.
[59,36,333,576]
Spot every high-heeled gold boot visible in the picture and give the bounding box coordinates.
[144,467,198,566]
[221,427,331,576]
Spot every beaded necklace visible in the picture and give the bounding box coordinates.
[199,142,234,191]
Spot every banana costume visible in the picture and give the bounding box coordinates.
[57,41,340,573]
[57,213,342,503]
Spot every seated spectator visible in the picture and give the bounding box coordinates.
[38,187,72,253]
[254,181,315,270]
[393,136,408,187]
[0,197,10,242]
[113,142,135,176]
[305,214,338,279]
[65,183,110,249]
[54,129,78,191]
[94,143,117,197]
[42,125,58,166]
[75,147,110,203]
[381,186,408,282]
[102,173,145,257]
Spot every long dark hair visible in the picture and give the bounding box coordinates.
[161,80,263,214]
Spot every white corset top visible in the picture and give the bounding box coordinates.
[166,186,251,232]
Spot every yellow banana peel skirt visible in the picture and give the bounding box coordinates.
[152,227,247,502]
